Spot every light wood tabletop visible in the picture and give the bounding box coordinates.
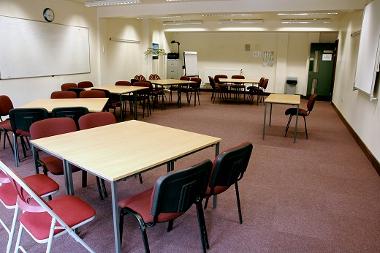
[219,78,259,84]
[150,79,195,86]
[98,85,148,94]
[31,120,221,181]
[19,98,108,112]
[265,93,300,105]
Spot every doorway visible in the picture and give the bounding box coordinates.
[307,42,338,100]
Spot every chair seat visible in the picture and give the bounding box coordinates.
[205,185,229,196]
[40,155,80,175]
[0,120,12,131]
[19,195,96,241]
[285,108,308,116]
[0,174,59,207]
[118,188,182,223]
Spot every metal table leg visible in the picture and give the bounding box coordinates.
[263,102,267,140]
[133,92,138,120]
[212,143,220,209]
[294,104,299,143]
[111,182,121,253]
[63,160,74,195]
[269,103,273,126]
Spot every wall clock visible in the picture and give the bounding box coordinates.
[43,8,54,22]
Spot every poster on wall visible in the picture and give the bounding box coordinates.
[152,43,159,60]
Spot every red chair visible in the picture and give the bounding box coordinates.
[60,83,77,91]
[133,81,152,118]
[119,160,212,253]
[148,74,160,80]
[204,142,253,224]
[50,91,77,99]
[0,161,96,253]
[115,80,131,86]
[0,95,14,153]
[0,162,59,253]
[134,74,146,81]
[284,94,317,139]
[77,81,94,88]
[79,89,106,98]
[246,77,265,103]
[231,75,246,100]
[214,74,228,100]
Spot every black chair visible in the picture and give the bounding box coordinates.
[285,94,317,139]
[51,106,89,128]
[9,108,49,167]
[204,142,253,224]
[119,160,213,253]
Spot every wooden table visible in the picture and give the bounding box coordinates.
[263,94,301,143]
[218,78,259,101]
[98,85,148,120]
[30,120,221,253]
[20,98,108,112]
[150,79,195,107]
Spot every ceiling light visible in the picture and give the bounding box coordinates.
[277,12,338,16]
[163,20,203,26]
[219,19,264,24]
[85,0,140,7]
[158,16,182,19]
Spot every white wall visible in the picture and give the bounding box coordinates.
[333,11,380,163]
[166,32,321,95]
[0,0,99,106]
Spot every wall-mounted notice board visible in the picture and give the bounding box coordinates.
[354,0,380,99]
[0,15,90,80]
[184,51,198,76]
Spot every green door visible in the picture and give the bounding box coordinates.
[307,43,337,100]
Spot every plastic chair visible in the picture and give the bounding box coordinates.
[77,81,94,88]
[9,108,49,167]
[204,142,254,224]
[119,160,212,253]
[60,83,77,91]
[50,91,77,99]
[0,95,14,153]
[284,94,317,139]
[0,161,96,253]
[0,163,59,253]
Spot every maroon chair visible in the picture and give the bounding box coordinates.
[214,74,228,100]
[79,89,106,98]
[60,83,77,91]
[284,94,317,139]
[231,75,246,100]
[50,91,77,99]
[134,75,146,81]
[133,81,152,118]
[188,77,202,106]
[0,163,59,253]
[204,142,254,224]
[148,74,161,80]
[77,81,94,88]
[0,95,14,152]
[118,160,212,253]
[247,77,265,103]
[115,80,131,86]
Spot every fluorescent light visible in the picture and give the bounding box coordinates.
[163,20,203,26]
[277,12,338,16]
[218,27,267,31]
[164,28,207,32]
[85,0,140,7]
[219,19,264,24]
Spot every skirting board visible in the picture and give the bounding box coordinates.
[332,102,380,176]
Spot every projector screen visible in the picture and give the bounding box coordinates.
[0,15,90,79]
[184,51,198,76]
[354,0,380,98]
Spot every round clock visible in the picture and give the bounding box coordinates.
[43,8,54,22]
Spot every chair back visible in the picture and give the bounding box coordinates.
[79,90,106,98]
[51,107,89,126]
[180,76,190,80]
[9,108,49,133]
[79,112,116,130]
[115,81,131,86]
[148,74,161,80]
[307,94,317,113]
[91,88,110,98]
[61,83,77,91]
[209,143,253,193]
[0,95,14,117]
[231,75,245,79]
[134,75,146,81]
[134,81,153,90]
[189,77,201,88]
[30,117,77,140]
[260,79,268,90]
[50,91,77,99]
[214,75,227,84]
[208,76,216,89]
[77,81,94,89]
[150,160,212,221]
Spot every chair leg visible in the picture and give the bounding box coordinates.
[14,224,24,253]
[119,212,125,245]
[203,196,210,209]
[303,116,308,139]
[235,182,243,224]
[196,202,209,252]
[284,115,293,137]
[13,133,19,167]
[101,179,108,197]
[139,173,143,184]
[167,220,173,232]
[96,177,104,200]
[82,170,87,187]
[138,222,150,253]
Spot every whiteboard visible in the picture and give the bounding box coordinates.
[354,0,380,98]
[184,51,198,76]
[0,16,90,79]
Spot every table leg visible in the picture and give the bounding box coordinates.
[177,85,182,108]
[63,160,74,195]
[212,143,220,209]
[294,104,299,143]
[263,102,267,140]
[119,94,124,121]
[111,182,121,253]
[133,92,138,120]
[269,103,273,127]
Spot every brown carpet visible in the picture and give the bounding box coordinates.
[1,93,379,253]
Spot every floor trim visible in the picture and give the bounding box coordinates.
[332,102,380,176]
